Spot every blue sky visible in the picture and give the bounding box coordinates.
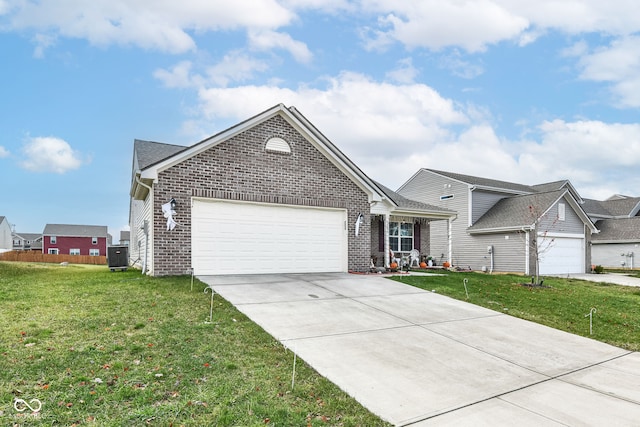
[1,1,640,238]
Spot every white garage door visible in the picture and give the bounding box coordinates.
[539,236,584,275]
[192,199,348,275]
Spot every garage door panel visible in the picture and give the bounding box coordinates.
[192,199,347,275]
[539,236,584,275]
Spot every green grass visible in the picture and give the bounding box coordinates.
[0,262,389,426]
[391,270,640,351]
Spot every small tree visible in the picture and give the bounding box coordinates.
[524,201,560,285]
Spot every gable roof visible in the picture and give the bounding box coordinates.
[13,232,42,241]
[420,169,535,194]
[130,104,455,220]
[373,181,456,217]
[134,139,186,170]
[132,104,384,204]
[468,190,567,233]
[583,197,640,219]
[468,190,596,234]
[43,224,108,238]
[593,217,640,243]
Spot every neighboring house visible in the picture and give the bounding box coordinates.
[119,231,130,246]
[397,169,597,275]
[12,232,43,251]
[583,195,640,268]
[42,224,108,256]
[129,104,455,276]
[0,216,12,252]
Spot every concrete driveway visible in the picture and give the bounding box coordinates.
[199,273,640,426]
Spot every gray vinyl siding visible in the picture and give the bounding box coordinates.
[538,198,585,235]
[399,170,481,269]
[470,233,527,273]
[471,191,508,224]
[592,243,638,268]
[129,193,153,273]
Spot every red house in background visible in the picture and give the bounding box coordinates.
[42,224,109,256]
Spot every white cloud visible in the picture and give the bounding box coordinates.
[439,50,484,79]
[361,0,530,52]
[5,0,295,54]
[576,36,640,107]
[20,136,85,173]
[172,68,640,196]
[385,57,419,84]
[248,30,313,63]
[0,146,9,157]
[514,119,640,197]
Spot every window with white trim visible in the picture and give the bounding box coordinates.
[92,237,98,245]
[89,249,100,256]
[50,236,56,244]
[48,248,59,255]
[558,203,566,221]
[70,248,80,255]
[389,222,414,253]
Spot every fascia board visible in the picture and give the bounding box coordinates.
[468,225,533,235]
[391,208,456,220]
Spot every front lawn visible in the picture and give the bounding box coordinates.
[392,270,640,351]
[0,262,389,426]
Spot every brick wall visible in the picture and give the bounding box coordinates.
[151,114,371,276]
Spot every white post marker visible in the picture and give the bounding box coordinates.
[584,307,597,335]
[463,278,469,299]
[204,286,215,323]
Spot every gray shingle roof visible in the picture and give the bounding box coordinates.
[530,180,569,193]
[134,139,187,170]
[593,217,640,242]
[425,169,535,193]
[374,181,456,215]
[43,224,108,237]
[468,190,566,232]
[583,197,640,218]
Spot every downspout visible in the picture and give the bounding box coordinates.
[448,217,454,266]
[135,172,153,275]
[384,214,390,268]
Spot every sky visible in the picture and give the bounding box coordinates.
[1,0,640,238]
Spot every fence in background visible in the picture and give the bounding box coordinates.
[0,251,107,265]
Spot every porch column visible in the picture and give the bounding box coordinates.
[447,217,453,265]
[384,214,390,268]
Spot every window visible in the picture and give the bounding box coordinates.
[389,222,414,253]
[440,194,454,201]
[89,249,100,256]
[558,203,566,221]
[48,248,59,255]
[50,236,57,244]
[70,249,80,255]
[92,237,98,245]
[265,136,291,154]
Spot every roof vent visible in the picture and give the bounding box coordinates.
[265,137,291,154]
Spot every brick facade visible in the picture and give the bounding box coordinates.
[151,115,371,276]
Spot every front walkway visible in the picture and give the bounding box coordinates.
[199,273,640,426]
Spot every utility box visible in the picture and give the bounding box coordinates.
[107,246,129,272]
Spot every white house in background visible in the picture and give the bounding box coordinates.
[0,216,13,252]
[397,169,597,276]
[583,195,640,269]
